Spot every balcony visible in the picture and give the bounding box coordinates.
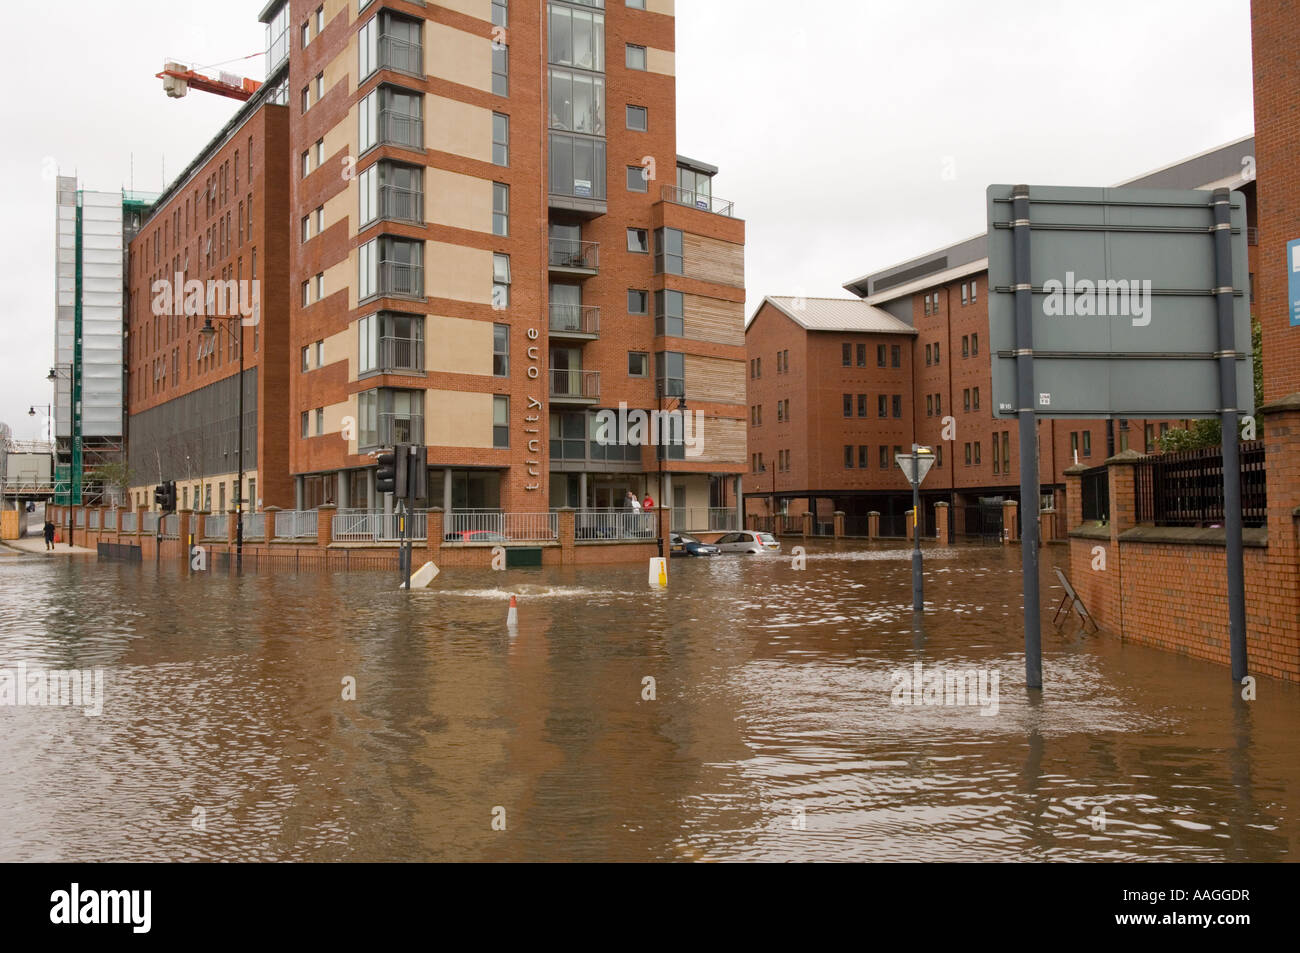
[377,335,424,374]
[376,260,423,299]
[548,304,600,341]
[378,35,423,78]
[661,185,736,218]
[378,184,423,224]
[549,368,600,405]
[548,239,599,276]
[379,412,424,445]
[378,109,424,151]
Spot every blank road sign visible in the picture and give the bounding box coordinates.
[987,185,1254,419]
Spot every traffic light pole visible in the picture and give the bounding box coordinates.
[912,449,923,612]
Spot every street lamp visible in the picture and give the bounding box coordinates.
[28,404,52,444]
[199,316,245,572]
[895,444,936,613]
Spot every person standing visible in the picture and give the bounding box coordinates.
[43,518,55,552]
[627,490,642,513]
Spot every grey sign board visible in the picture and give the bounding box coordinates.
[987,185,1253,419]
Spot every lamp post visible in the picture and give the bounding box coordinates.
[654,384,687,557]
[28,404,52,444]
[896,444,936,613]
[200,316,245,572]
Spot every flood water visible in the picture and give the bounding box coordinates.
[0,541,1296,862]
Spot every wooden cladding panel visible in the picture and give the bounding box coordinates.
[685,354,746,405]
[694,416,746,464]
[683,233,744,288]
[685,294,744,347]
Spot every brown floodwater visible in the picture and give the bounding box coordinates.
[0,541,1296,861]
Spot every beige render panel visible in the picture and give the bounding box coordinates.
[425,96,493,162]
[427,242,493,305]
[322,180,354,238]
[426,315,493,376]
[321,29,357,98]
[646,0,676,14]
[322,324,356,383]
[647,47,675,76]
[424,390,495,449]
[323,394,360,457]
[426,168,492,233]
[427,21,492,93]
[437,0,491,20]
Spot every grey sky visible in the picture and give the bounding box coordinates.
[0,0,1254,441]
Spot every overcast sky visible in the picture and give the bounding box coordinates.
[0,0,1253,442]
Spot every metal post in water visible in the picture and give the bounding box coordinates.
[912,449,923,612]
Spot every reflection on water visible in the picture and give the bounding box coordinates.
[0,542,1296,861]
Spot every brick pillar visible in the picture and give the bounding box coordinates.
[1064,464,1086,530]
[135,503,148,537]
[1105,449,1145,547]
[1002,500,1019,543]
[833,511,845,538]
[1040,508,1056,543]
[801,512,812,538]
[97,505,109,539]
[868,511,880,539]
[226,509,238,544]
[263,505,281,543]
[558,507,576,565]
[316,504,336,548]
[906,508,915,541]
[178,509,193,550]
[1259,397,1300,676]
[934,501,949,543]
[426,507,444,554]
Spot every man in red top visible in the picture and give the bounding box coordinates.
[643,494,655,510]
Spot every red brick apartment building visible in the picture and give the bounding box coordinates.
[125,98,293,512]
[123,0,747,533]
[275,0,746,523]
[748,137,1259,539]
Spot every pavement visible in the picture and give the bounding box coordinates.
[0,535,97,557]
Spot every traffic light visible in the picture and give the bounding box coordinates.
[153,484,166,509]
[409,446,428,500]
[394,444,410,500]
[165,481,177,512]
[376,450,397,495]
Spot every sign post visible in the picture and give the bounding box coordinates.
[988,183,1253,689]
[895,445,935,613]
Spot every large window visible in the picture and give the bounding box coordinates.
[654,289,683,337]
[493,253,511,309]
[492,113,509,166]
[359,161,422,227]
[492,45,508,96]
[549,3,605,71]
[359,85,423,153]
[493,395,509,448]
[656,351,684,398]
[265,3,290,73]
[549,68,605,134]
[358,236,423,301]
[357,388,424,449]
[359,312,424,375]
[549,133,606,199]
[654,227,683,275]
[358,12,421,79]
[493,183,509,236]
[676,166,712,207]
[493,324,509,377]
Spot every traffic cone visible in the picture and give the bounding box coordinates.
[506,595,518,627]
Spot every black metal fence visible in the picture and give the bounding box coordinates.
[1133,441,1267,528]
[958,501,1004,543]
[1080,465,1109,522]
[97,542,142,562]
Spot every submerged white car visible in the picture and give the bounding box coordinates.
[713,531,781,554]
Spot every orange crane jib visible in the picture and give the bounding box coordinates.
[157,66,263,102]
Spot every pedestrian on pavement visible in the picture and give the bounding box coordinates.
[43,519,55,551]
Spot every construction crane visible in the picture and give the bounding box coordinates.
[158,61,262,102]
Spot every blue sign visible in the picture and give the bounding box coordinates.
[1290,238,1300,327]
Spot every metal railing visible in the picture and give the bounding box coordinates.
[661,185,736,218]
[378,335,424,373]
[376,260,423,299]
[162,514,179,539]
[120,512,137,533]
[378,35,423,76]
[548,304,600,336]
[379,412,424,445]
[504,512,559,542]
[443,511,559,542]
[142,511,159,534]
[275,509,318,539]
[548,238,599,271]
[333,508,428,542]
[244,512,266,539]
[378,109,423,150]
[203,514,229,539]
[1134,441,1266,528]
[575,509,656,541]
[378,184,423,224]
[549,368,600,401]
[1080,465,1109,523]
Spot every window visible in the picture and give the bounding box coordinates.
[892,395,902,418]
[359,312,423,374]
[301,86,310,113]
[626,165,648,193]
[656,351,684,397]
[963,388,971,412]
[932,292,939,312]
[493,324,509,376]
[492,0,507,27]
[628,289,648,314]
[315,6,324,33]
[301,346,311,372]
[971,333,979,356]
[844,446,854,469]
[627,0,646,8]
[935,446,943,468]
[1002,432,1010,471]
[315,72,324,101]
[493,183,509,236]
[358,235,423,301]
[934,341,940,364]
[891,344,901,368]
[301,214,311,243]
[970,280,977,303]
[489,395,508,448]
[925,344,932,365]
[549,4,605,70]
[359,85,423,153]
[626,44,647,70]
[654,227,683,275]
[360,161,423,227]
[859,446,870,469]
[628,351,649,377]
[492,253,511,309]
[857,342,867,367]
[974,442,982,465]
[316,407,325,437]
[301,411,310,439]
[927,395,934,416]
[493,44,508,96]
[315,139,324,166]
[924,296,931,316]
[627,228,649,253]
[492,113,509,166]
[627,105,647,131]
[841,343,851,366]
[857,394,868,417]
[301,22,310,49]
[965,443,972,466]
[878,395,888,418]
[301,150,311,178]
[972,387,980,410]
[1083,431,1092,457]
[992,432,1000,473]
[843,394,853,418]
[880,446,889,469]
[549,132,607,199]
[962,335,970,358]
[654,289,684,337]
[549,67,606,134]
[962,283,968,306]
[877,344,886,368]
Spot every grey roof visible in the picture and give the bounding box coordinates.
[757,297,917,334]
